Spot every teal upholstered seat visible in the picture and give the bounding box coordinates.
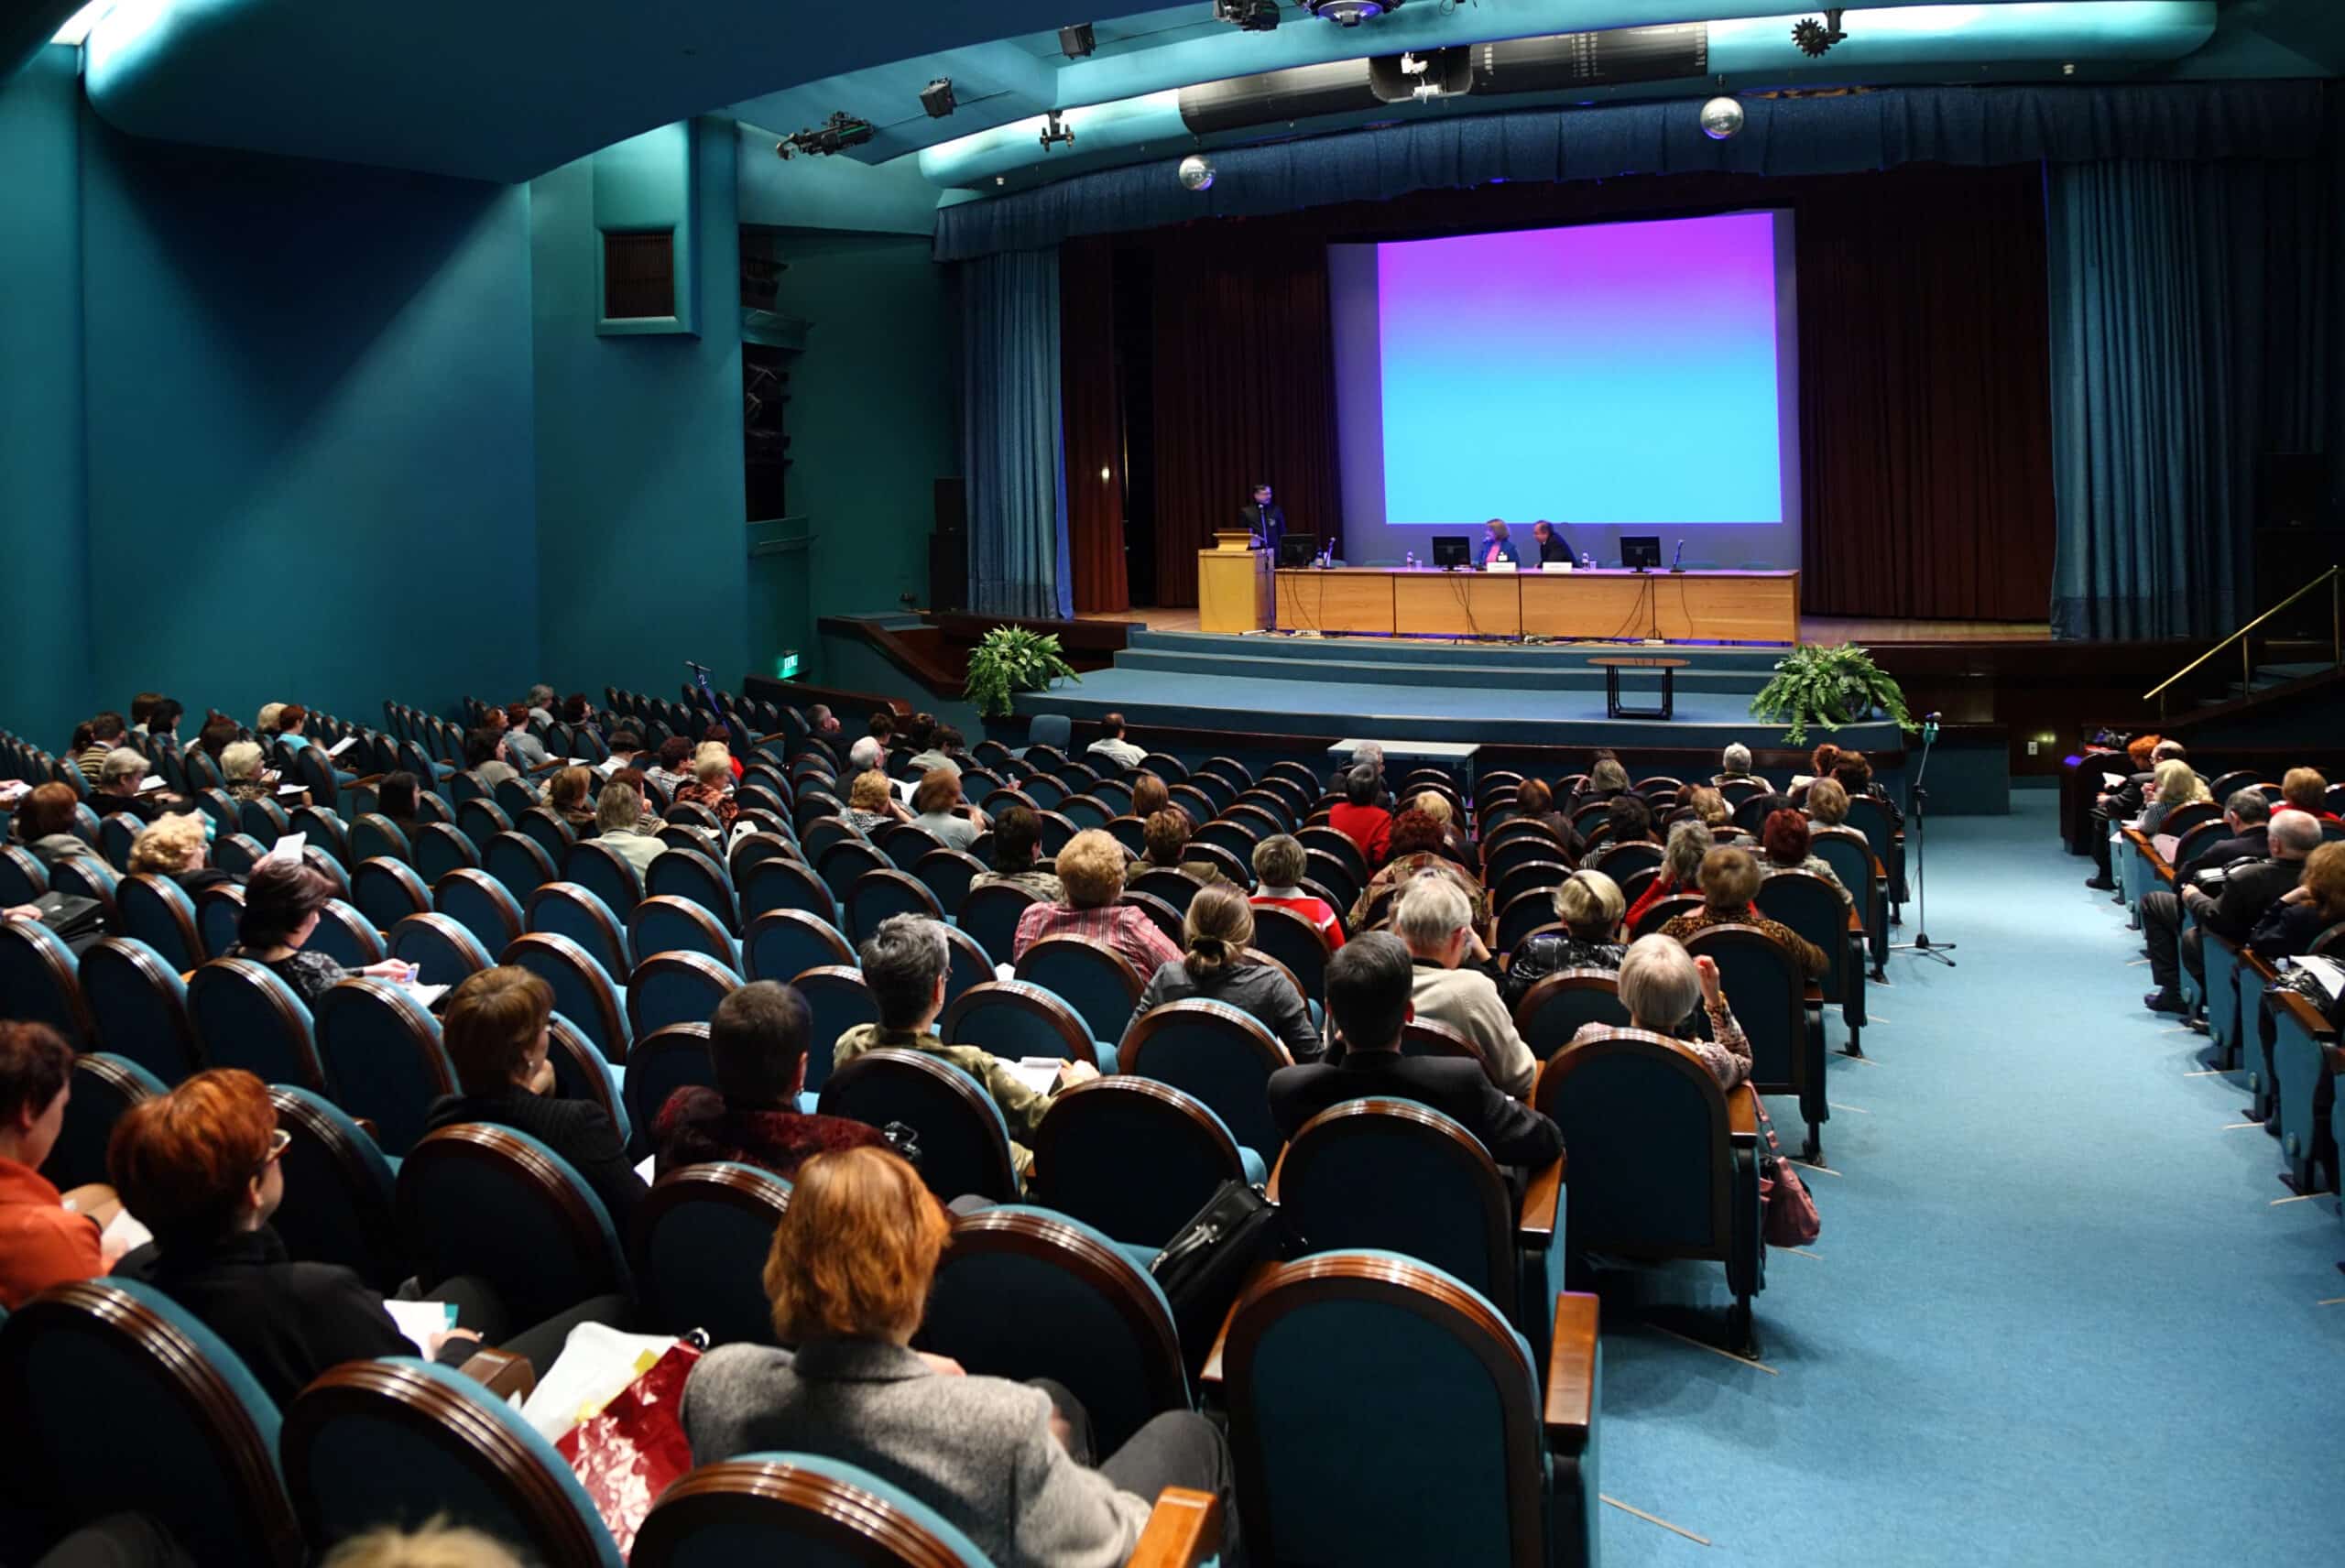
[744,907,853,984]
[1121,998,1292,1164]
[795,966,878,1092]
[1016,936,1145,1047]
[634,1453,993,1567]
[1030,1076,1261,1247]
[1756,868,1867,1048]
[483,831,559,901]
[817,838,890,903]
[0,1279,301,1565]
[397,1123,632,1323]
[281,1356,624,1566]
[503,931,630,1064]
[456,797,513,852]
[352,855,432,930]
[81,937,203,1083]
[2266,985,2340,1194]
[411,822,481,883]
[528,880,633,981]
[943,979,1108,1070]
[307,898,387,970]
[627,951,742,1038]
[845,866,945,945]
[42,1051,164,1191]
[956,880,1040,965]
[388,911,493,986]
[740,855,837,931]
[631,1160,791,1345]
[622,1023,717,1144]
[313,977,453,1156]
[565,838,648,918]
[1512,969,1630,1061]
[1679,922,1828,1161]
[648,848,742,934]
[268,1084,406,1290]
[630,894,743,973]
[823,1048,1019,1203]
[189,958,325,1094]
[351,813,414,866]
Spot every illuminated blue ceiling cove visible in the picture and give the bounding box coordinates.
[32,1,2345,191]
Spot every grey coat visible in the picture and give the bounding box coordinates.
[681,1338,1153,1568]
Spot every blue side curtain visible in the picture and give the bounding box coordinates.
[963,248,1072,620]
[2045,158,2331,640]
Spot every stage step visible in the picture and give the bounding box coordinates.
[1114,647,1774,695]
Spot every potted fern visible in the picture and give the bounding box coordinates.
[1748,643,1916,746]
[964,626,1080,719]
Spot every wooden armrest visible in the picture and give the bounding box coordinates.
[2244,953,2279,984]
[1197,1260,1284,1389]
[2269,987,2340,1042]
[1869,855,1888,882]
[354,1117,382,1143]
[1126,1488,1221,1568]
[1516,1155,1564,1244]
[1802,981,1824,1006]
[1728,1083,1758,1137]
[1845,908,1864,935]
[1262,1145,1286,1203]
[1541,1290,1600,1454]
[457,1346,538,1399]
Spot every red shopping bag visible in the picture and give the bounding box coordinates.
[554,1340,703,1554]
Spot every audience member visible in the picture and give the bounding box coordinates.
[226,861,409,1006]
[845,769,909,836]
[1685,786,1734,833]
[1249,833,1344,951]
[1129,772,1171,821]
[1603,793,1658,849]
[1349,809,1488,931]
[75,711,126,778]
[903,713,937,756]
[1625,822,1712,931]
[1141,808,1219,882]
[195,714,239,761]
[1328,764,1394,867]
[681,1145,1238,1565]
[907,725,962,779]
[1760,810,1852,908]
[2249,841,2345,961]
[14,783,104,872]
[1571,935,1753,1090]
[1510,777,1576,853]
[322,1521,529,1568]
[1411,790,1476,866]
[254,702,286,740]
[128,691,163,736]
[1573,755,1631,811]
[1130,883,1318,1061]
[654,982,884,1179]
[1270,933,1560,1165]
[1012,830,1183,980]
[375,771,426,843]
[2141,808,2318,1011]
[847,735,885,775]
[0,1022,124,1308]
[1805,777,1851,827]
[274,704,316,755]
[605,729,648,771]
[1715,742,1768,789]
[221,739,282,805]
[835,916,1096,1175]
[1831,749,1903,828]
[2177,789,2273,877]
[109,1068,491,1404]
[128,813,237,895]
[464,727,518,789]
[420,966,648,1229]
[91,747,173,822]
[2280,767,2341,825]
[2085,735,2173,889]
[867,712,896,747]
[1394,877,1534,1098]
[806,703,842,739]
[911,768,985,851]
[562,692,599,733]
[647,736,695,795]
[1502,869,1629,1009]
[678,743,740,830]
[541,766,597,836]
[2139,757,2209,832]
[1658,846,1828,977]
[593,782,663,875]
[140,697,184,748]
[524,684,558,726]
[972,805,1063,901]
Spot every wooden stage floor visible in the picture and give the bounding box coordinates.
[1083,606,2053,646]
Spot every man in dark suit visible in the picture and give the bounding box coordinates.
[2139,807,2316,1015]
[1240,482,1285,557]
[1267,932,1561,1167]
[2175,789,2271,877]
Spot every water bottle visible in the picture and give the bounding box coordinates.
[1580,550,1596,570]
[1404,550,1418,570]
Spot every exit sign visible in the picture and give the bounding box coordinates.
[774,651,801,679]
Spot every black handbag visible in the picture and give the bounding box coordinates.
[1150,1179,1292,1375]
[32,891,107,953]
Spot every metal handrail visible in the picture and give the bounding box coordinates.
[2143,565,2342,715]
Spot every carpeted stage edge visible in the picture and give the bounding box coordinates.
[1592,791,2344,1565]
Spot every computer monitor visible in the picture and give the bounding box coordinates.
[1620,536,1663,570]
[1278,533,1319,568]
[1430,535,1471,569]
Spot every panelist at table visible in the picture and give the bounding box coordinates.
[1479,518,1520,568]
[1530,518,1576,565]
[1241,481,1286,556]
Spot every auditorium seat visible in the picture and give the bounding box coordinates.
[1213,1254,1598,1568]
[627,952,741,1039]
[630,1161,792,1345]
[1249,903,1332,1005]
[352,855,432,930]
[1537,1029,1764,1351]
[823,1048,1020,1203]
[189,958,325,1094]
[621,1022,719,1145]
[1631,892,1702,940]
[1755,868,1868,1053]
[436,866,526,956]
[2266,987,2340,1195]
[1121,998,1292,1164]
[115,872,202,975]
[41,1051,164,1191]
[957,881,1042,965]
[457,797,514,853]
[196,881,247,958]
[351,812,414,866]
[307,898,388,971]
[846,866,946,946]
[281,1357,625,1566]
[1680,924,1829,1161]
[1016,936,1145,1046]
[80,937,203,1083]
[1512,969,1631,1060]
[629,894,741,975]
[649,849,744,934]
[269,1084,407,1291]
[565,838,648,919]
[518,805,578,865]
[484,831,560,902]
[1029,1077,1262,1247]
[793,966,878,1092]
[0,844,46,906]
[503,931,629,1063]
[397,1124,634,1325]
[741,854,837,931]
[313,977,453,1156]
[1808,824,1889,976]
[912,846,987,916]
[725,829,795,886]
[943,979,1107,1070]
[743,908,854,985]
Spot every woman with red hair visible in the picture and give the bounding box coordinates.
[1760,809,1853,909]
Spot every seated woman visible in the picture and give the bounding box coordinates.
[1568,934,1752,1090]
[681,1146,1238,1568]
[1249,833,1343,951]
[1478,517,1520,567]
[12,782,106,872]
[541,765,598,838]
[654,981,884,1179]
[971,805,1063,902]
[1139,808,1223,884]
[464,726,518,790]
[1510,778,1576,855]
[1502,868,1628,1009]
[1603,793,1658,848]
[845,769,910,838]
[225,860,411,1007]
[1830,749,1904,827]
[93,747,178,822]
[1760,809,1852,908]
[702,723,747,782]
[2140,757,2209,833]
[1657,846,1828,978]
[1410,791,1476,867]
[1327,764,1393,868]
[1684,785,1736,836]
[222,739,294,808]
[1349,809,1489,932]
[109,1067,493,1404]
[592,781,663,876]
[911,768,987,853]
[1012,829,1183,982]
[1804,777,1851,829]
[1569,755,1631,813]
[2250,841,2345,961]
[1131,882,1318,1061]
[374,769,427,844]
[0,1022,127,1309]
[420,965,648,1232]
[1129,772,1171,822]
[1625,822,1712,931]
[128,812,238,895]
[646,735,695,796]
[675,743,740,831]
[498,704,551,771]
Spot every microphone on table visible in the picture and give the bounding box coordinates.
[1669,539,1685,573]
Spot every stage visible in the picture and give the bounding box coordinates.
[1085,605,2054,646]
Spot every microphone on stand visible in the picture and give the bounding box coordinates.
[1668,539,1685,573]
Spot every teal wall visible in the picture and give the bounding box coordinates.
[0,47,92,746]
[532,116,753,702]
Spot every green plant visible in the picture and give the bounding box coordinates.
[1748,642,1916,746]
[963,626,1080,719]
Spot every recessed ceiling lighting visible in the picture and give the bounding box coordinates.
[52,2,117,46]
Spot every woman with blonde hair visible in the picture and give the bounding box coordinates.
[1565,933,1754,1090]
[1011,828,1182,980]
[845,769,909,837]
[128,812,238,894]
[221,739,284,806]
[1502,868,1628,1007]
[1411,790,1475,866]
[1129,880,1317,1059]
[1685,785,1732,830]
[1624,821,1713,931]
[2141,757,2209,832]
[681,1147,1239,1565]
[676,742,739,829]
[1805,777,1850,826]
[541,765,597,836]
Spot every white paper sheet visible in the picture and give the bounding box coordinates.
[261,832,306,866]
[98,1208,152,1256]
[2289,953,2344,1001]
[1005,1057,1064,1097]
[138,776,165,793]
[384,1300,457,1357]
[328,736,359,758]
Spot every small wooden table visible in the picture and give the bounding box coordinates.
[1588,656,1690,720]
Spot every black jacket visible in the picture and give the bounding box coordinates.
[1500,936,1626,1011]
[1267,1050,1562,1167]
[2190,856,2303,944]
[1133,960,1320,1062]
[2178,826,2267,878]
[119,1226,455,1407]
[1241,501,1286,554]
[421,1087,649,1232]
[2247,899,2335,963]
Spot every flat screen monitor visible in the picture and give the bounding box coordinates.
[1620,536,1663,570]
[1278,534,1320,567]
[1430,536,1470,569]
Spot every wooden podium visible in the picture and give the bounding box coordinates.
[1197,530,1271,634]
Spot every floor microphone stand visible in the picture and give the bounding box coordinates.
[1891,716,1956,966]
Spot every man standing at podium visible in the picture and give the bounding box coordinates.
[1242,482,1286,558]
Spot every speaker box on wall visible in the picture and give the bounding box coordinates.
[931,476,967,612]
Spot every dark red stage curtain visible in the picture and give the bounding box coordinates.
[1794,165,2057,621]
[1061,236,1129,614]
[1147,231,1344,607]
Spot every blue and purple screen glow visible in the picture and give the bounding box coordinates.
[1375,212,1787,526]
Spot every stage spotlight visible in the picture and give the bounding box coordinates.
[1698,96,1745,140]
[1040,110,1076,151]
[919,78,956,118]
[1303,0,1403,23]
[1213,0,1282,33]
[774,111,876,159]
[1179,153,1216,191]
[1060,22,1096,58]
[1791,7,1847,58]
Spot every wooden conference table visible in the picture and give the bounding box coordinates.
[1259,565,1800,644]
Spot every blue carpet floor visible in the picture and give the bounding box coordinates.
[1594,790,2345,1564]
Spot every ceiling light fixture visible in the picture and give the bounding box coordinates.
[920,78,957,118]
[1060,22,1097,59]
[775,112,877,159]
[1304,0,1404,24]
[1040,111,1076,151]
[1213,0,1282,33]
